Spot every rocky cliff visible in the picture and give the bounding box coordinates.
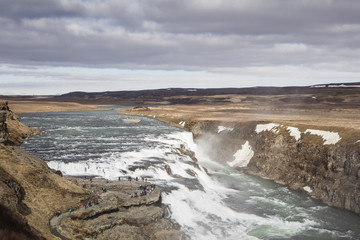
[0,100,39,145]
[185,120,360,215]
[0,100,89,239]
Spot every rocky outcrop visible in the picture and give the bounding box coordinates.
[0,144,88,240]
[0,101,9,143]
[0,100,39,145]
[52,178,183,240]
[188,120,360,215]
[0,166,29,217]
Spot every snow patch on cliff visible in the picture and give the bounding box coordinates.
[303,186,313,193]
[328,84,360,88]
[287,127,301,141]
[227,141,254,168]
[255,123,280,134]
[304,129,341,145]
[218,126,234,133]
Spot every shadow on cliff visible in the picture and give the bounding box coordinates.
[0,204,41,240]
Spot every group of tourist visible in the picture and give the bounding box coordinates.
[84,199,99,209]
[54,177,157,218]
[54,210,61,217]
[130,184,156,198]
[124,176,148,182]
[54,206,77,217]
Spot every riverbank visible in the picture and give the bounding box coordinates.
[117,103,360,130]
[0,101,183,239]
[8,100,105,114]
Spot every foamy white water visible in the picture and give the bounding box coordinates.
[21,108,360,240]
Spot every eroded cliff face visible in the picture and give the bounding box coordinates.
[187,120,360,215]
[0,100,39,145]
[0,101,9,143]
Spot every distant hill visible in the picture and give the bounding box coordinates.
[1,82,360,105]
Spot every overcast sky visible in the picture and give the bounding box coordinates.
[1,0,360,95]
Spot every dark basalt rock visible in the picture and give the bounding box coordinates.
[0,204,41,240]
[0,101,8,144]
[51,169,63,177]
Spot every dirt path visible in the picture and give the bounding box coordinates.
[50,212,71,240]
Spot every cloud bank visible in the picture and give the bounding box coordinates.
[0,0,359,94]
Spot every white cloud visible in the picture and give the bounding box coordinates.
[274,43,308,53]
[330,24,360,33]
[66,23,95,36]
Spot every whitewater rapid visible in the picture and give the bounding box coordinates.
[20,109,360,240]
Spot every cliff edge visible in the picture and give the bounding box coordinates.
[0,101,88,239]
[1,100,39,145]
[188,120,360,215]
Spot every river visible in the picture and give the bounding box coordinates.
[20,108,360,240]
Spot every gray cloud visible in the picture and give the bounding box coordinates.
[0,0,359,94]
